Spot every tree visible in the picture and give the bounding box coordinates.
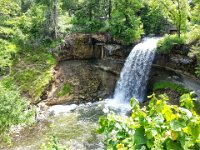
[191,0,200,25]
[154,0,190,38]
[35,0,61,39]
[62,0,78,16]
[0,0,20,16]
[71,0,106,32]
[140,0,169,35]
[110,0,144,44]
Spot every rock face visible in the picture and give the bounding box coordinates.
[52,33,132,61]
[53,34,94,61]
[45,60,120,105]
[153,53,197,77]
[41,33,200,106]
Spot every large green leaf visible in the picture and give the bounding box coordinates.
[134,127,147,145]
[170,119,186,131]
[166,139,183,150]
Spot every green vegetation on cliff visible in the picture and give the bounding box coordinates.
[153,81,190,95]
[57,83,72,98]
[157,35,186,54]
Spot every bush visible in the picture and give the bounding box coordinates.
[41,135,69,150]
[0,39,17,73]
[0,82,33,137]
[98,93,200,149]
[186,26,200,44]
[157,35,185,54]
[187,26,200,78]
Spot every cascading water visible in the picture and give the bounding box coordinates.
[113,37,160,103]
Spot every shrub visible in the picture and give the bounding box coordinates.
[0,82,33,137]
[98,93,200,149]
[157,35,185,54]
[0,39,17,73]
[186,26,200,44]
[187,26,200,78]
[41,135,69,150]
[188,45,200,78]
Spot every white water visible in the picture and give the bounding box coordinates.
[113,37,160,103]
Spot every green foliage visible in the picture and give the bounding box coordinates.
[0,49,56,103]
[41,135,69,150]
[0,82,33,137]
[189,44,200,78]
[191,0,200,25]
[195,64,200,78]
[187,26,200,78]
[110,0,143,44]
[153,81,190,95]
[98,93,200,149]
[154,0,190,37]
[157,35,185,53]
[0,39,17,73]
[71,0,144,45]
[180,92,196,110]
[140,1,169,35]
[57,83,71,97]
[0,0,20,16]
[71,0,106,32]
[10,50,56,103]
[186,26,200,44]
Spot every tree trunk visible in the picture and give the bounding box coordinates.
[177,0,181,38]
[53,0,58,39]
[177,28,181,38]
[108,0,112,20]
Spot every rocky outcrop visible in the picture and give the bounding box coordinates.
[153,53,197,78]
[44,60,119,105]
[51,33,132,61]
[44,33,200,106]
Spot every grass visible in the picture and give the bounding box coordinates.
[56,83,71,97]
[153,81,190,95]
[0,49,57,104]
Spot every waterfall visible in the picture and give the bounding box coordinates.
[113,37,160,103]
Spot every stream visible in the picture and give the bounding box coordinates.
[2,100,133,150]
[2,102,105,150]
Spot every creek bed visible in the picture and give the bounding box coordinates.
[1,102,107,150]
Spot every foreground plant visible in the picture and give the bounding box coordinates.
[0,82,33,141]
[41,134,69,150]
[98,93,200,149]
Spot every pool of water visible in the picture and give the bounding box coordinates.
[1,100,131,150]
